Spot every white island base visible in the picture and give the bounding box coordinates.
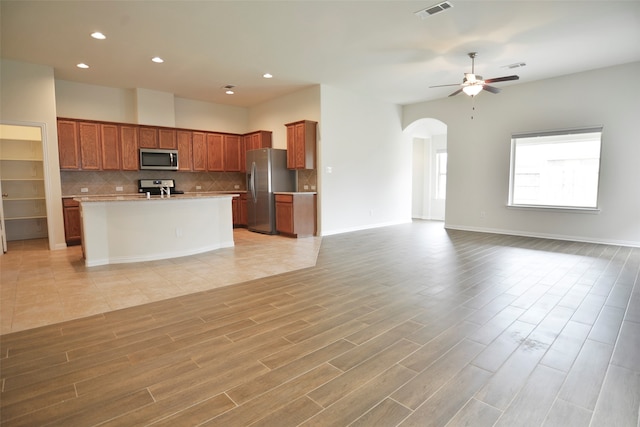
[78,195,235,267]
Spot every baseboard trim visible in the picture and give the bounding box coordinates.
[444,224,640,248]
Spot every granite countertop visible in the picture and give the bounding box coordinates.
[273,191,317,195]
[72,192,239,202]
[64,190,246,199]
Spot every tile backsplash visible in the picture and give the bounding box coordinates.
[297,169,317,192]
[61,171,246,196]
[61,169,318,196]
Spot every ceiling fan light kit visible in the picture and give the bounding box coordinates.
[430,52,519,98]
[462,85,483,97]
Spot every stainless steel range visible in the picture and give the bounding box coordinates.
[137,179,184,196]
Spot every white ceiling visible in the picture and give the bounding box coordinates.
[2,1,639,108]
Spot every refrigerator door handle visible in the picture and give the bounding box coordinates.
[250,162,257,203]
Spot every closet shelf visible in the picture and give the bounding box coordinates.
[5,215,47,220]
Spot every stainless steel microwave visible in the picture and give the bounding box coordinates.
[139,148,178,170]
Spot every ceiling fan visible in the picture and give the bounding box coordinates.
[430,52,519,97]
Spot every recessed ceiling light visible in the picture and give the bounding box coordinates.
[263,73,273,79]
[223,84,235,95]
[77,63,89,69]
[91,32,106,40]
[151,57,164,63]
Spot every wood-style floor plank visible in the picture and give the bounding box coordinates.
[1,221,639,426]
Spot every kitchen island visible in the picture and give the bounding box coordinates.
[77,193,236,267]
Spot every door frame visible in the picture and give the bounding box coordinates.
[0,120,52,252]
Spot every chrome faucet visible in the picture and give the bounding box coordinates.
[160,186,171,198]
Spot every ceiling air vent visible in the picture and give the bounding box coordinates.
[502,62,527,69]
[415,1,453,19]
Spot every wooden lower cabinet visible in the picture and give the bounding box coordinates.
[62,198,82,246]
[275,193,316,237]
[232,193,248,227]
[239,193,247,226]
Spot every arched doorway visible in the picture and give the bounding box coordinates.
[404,118,448,221]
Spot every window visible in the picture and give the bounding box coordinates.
[435,151,447,200]
[509,127,602,210]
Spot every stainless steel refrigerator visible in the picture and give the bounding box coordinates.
[246,148,296,234]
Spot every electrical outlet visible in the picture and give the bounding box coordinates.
[304,185,309,190]
[234,184,240,189]
[480,211,487,218]
[311,185,316,190]
[175,227,183,237]
[196,185,202,190]
[80,188,88,193]
[115,186,123,192]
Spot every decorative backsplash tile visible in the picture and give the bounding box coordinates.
[297,169,317,192]
[61,168,317,196]
[61,171,246,196]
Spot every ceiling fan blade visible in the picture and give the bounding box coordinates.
[484,75,519,84]
[448,88,463,97]
[429,83,462,88]
[482,85,501,94]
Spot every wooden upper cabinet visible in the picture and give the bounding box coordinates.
[242,131,272,172]
[245,131,272,151]
[57,119,80,169]
[139,126,158,148]
[286,120,317,170]
[78,122,101,170]
[56,118,262,174]
[224,134,242,172]
[176,130,193,171]
[158,128,177,149]
[120,125,139,170]
[100,124,120,170]
[286,124,296,169]
[192,132,207,171]
[206,133,224,172]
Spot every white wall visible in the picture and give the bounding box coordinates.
[403,62,640,247]
[0,59,66,250]
[412,137,427,219]
[55,80,137,123]
[135,88,176,127]
[320,85,411,235]
[249,86,320,149]
[175,97,248,134]
[55,80,249,133]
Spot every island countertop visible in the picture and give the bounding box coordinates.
[73,192,238,203]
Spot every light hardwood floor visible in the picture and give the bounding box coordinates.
[1,221,639,426]
[0,229,322,334]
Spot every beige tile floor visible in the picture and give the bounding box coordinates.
[0,229,322,334]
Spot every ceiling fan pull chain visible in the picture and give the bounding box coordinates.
[471,97,475,120]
